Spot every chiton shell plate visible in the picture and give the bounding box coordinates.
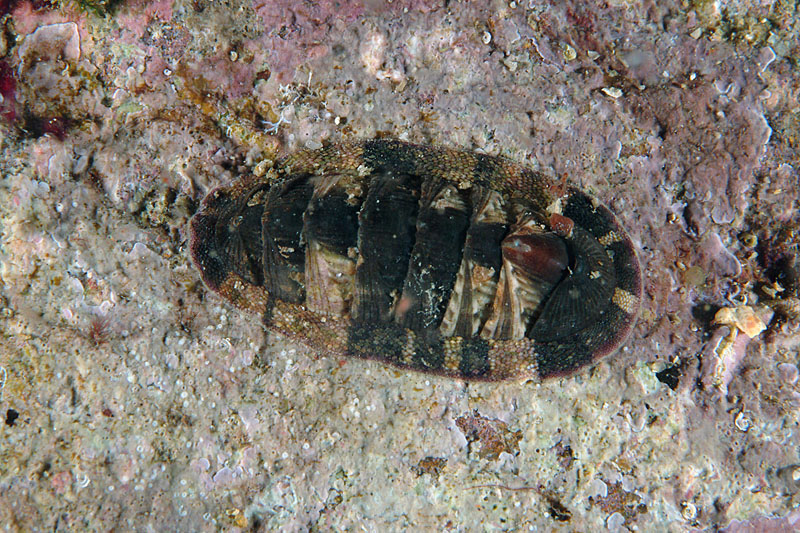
[190,140,642,381]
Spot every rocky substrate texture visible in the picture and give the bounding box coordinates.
[1,1,799,531]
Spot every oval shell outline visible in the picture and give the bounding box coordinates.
[189,140,642,381]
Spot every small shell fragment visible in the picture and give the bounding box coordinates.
[713,306,766,338]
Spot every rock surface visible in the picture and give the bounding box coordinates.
[1,1,799,530]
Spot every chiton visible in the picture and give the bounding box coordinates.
[189,140,642,381]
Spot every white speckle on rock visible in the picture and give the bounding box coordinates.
[360,31,387,76]
[607,511,625,530]
[212,467,234,485]
[734,411,751,432]
[758,46,776,72]
[588,478,608,499]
